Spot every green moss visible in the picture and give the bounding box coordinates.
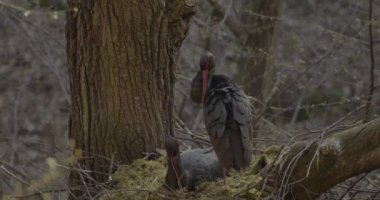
[100,156,167,200]
[101,147,283,200]
[260,145,284,164]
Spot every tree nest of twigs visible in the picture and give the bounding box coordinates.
[100,145,283,200]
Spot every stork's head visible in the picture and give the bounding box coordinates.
[164,137,184,190]
[200,52,215,72]
[165,137,180,157]
[199,52,215,104]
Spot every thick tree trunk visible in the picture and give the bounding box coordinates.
[267,118,380,200]
[237,0,280,104]
[66,0,196,198]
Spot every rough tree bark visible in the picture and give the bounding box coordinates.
[266,118,380,200]
[236,0,280,104]
[66,0,196,198]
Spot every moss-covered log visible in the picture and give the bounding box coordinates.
[268,118,380,199]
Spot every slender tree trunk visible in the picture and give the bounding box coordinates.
[206,0,280,101]
[66,0,196,198]
[237,0,280,104]
[232,0,281,146]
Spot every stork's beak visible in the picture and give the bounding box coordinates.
[201,69,209,104]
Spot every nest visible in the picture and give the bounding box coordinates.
[100,145,283,200]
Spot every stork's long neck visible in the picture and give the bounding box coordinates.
[202,73,213,104]
[165,154,184,189]
[170,155,181,178]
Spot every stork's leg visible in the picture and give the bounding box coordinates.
[223,168,227,185]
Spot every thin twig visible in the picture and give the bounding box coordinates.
[289,87,307,129]
[176,114,209,143]
[365,176,380,190]
[370,189,380,200]
[108,153,116,182]
[364,0,375,123]
[9,188,69,198]
[0,1,29,13]
[338,173,369,200]
[0,165,29,185]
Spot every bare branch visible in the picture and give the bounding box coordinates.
[268,117,380,199]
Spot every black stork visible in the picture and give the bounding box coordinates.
[164,137,223,191]
[190,52,253,182]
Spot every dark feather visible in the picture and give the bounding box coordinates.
[181,148,223,190]
[165,138,222,191]
[203,75,253,170]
